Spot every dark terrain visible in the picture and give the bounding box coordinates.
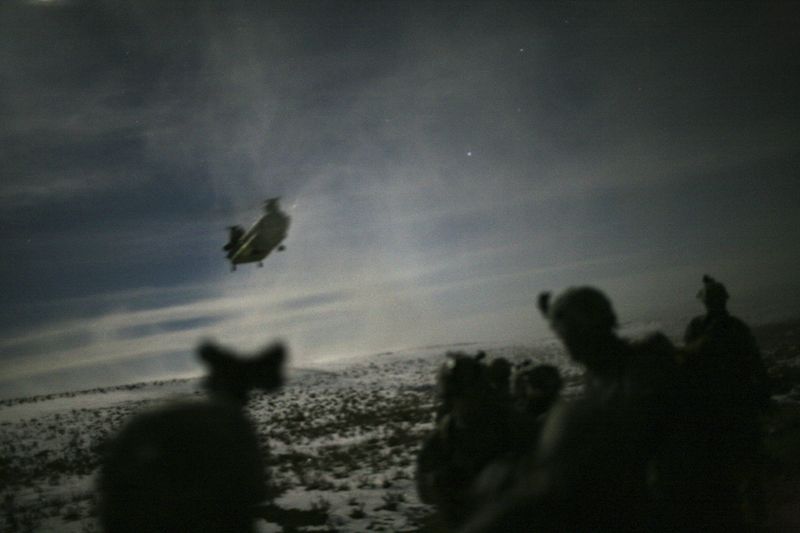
[1,320,799,532]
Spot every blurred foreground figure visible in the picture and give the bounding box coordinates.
[467,362,564,511]
[674,275,771,528]
[684,274,770,412]
[465,287,682,532]
[418,350,564,528]
[417,352,516,527]
[98,341,286,533]
[511,362,562,429]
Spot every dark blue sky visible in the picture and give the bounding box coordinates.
[1,0,799,397]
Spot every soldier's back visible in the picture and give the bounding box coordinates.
[525,334,681,531]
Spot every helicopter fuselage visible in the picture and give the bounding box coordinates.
[228,210,290,268]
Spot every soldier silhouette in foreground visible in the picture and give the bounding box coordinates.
[417,351,518,528]
[486,357,512,405]
[467,361,564,513]
[464,287,683,532]
[672,275,771,528]
[418,349,566,529]
[510,362,562,450]
[684,274,770,412]
[98,341,286,533]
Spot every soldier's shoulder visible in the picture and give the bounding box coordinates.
[687,314,705,326]
[706,314,756,343]
[684,315,707,340]
[631,332,676,358]
[627,333,681,381]
[537,398,601,462]
[726,314,754,332]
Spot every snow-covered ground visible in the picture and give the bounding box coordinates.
[3,320,799,532]
[0,341,575,532]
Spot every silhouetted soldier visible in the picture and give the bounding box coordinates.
[417,352,515,527]
[98,341,286,533]
[684,274,770,413]
[675,275,770,527]
[433,350,484,422]
[512,362,562,418]
[464,287,682,532]
[487,357,512,405]
[510,363,562,451]
[468,362,564,511]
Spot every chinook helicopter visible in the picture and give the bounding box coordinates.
[223,198,290,271]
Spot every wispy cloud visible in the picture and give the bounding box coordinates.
[2,2,799,397]
[0,227,698,389]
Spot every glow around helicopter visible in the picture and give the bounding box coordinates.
[223,197,290,271]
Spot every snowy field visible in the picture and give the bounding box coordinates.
[0,341,579,532]
[2,321,800,532]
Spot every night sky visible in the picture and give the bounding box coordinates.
[2,0,799,398]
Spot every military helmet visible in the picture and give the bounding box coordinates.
[698,274,729,309]
[436,352,486,398]
[487,357,511,385]
[538,287,617,334]
[513,363,562,400]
